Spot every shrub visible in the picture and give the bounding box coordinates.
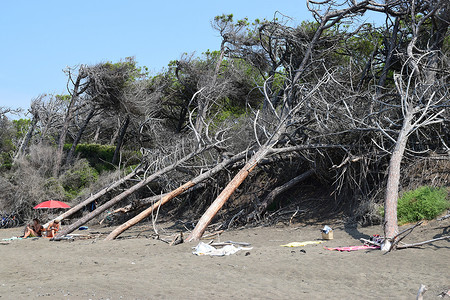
[60,159,99,200]
[64,143,142,172]
[0,151,13,171]
[396,186,449,224]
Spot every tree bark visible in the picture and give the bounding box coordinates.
[104,151,248,240]
[55,145,212,237]
[112,115,130,165]
[65,107,96,166]
[54,71,87,177]
[43,167,142,228]
[186,145,273,242]
[257,169,315,217]
[382,109,414,250]
[13,114,38,163]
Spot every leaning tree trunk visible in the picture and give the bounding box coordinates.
[65,107,96,166]
[186,144,274,242]
[112,115,130,165]
[105,182,196,240]
[55,145,211,238]
[43,166,143,228]
[382,109,414,251]
[104,151,249,240]
[257,169,315,217]
[13,114,38,164]
[53,75,84,177]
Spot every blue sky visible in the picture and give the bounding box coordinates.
[0,1,382,117]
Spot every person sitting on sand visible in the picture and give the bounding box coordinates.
[44,219,60,238]
[22,218,44,238]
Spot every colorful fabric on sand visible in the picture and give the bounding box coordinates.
[280,241,325,247]
[324,245,380,251]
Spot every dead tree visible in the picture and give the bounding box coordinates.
[43,165,144,228]
[378,5,449,249]
[55,144,214,238]
[13,97,42,164]
[65,106,97,165]
[380,69,448,249]
[104,150,249,240]
[112,114,130,165]
[53,66,89,177]
[186,0,378,241]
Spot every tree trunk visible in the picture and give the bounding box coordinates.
[105,181,196,240]
[115,183,207,214]
[65,107,96,166]
[112,115,130,165]
[53,75,84,177]
[257,169,315,217]
[13,114,38,163]
[377,17,400,95]
[382,109,414,250]
[55,145,212,237]
[104,151,248,240]
[93,125,101,142]
[109,118,121,145]
[186,145,272,242]
[43,167,142,228]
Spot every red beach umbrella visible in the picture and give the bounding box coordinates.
[33,200,71,209]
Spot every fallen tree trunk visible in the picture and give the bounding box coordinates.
[113,183,208,214]
[55,145,212,238]
[104,151,249,240]
[257,169,315,217]
[186,144,272,242]
[396,235,450,249]
[107,144,337,240]
[186,143,339,242]
[43,166,143,228]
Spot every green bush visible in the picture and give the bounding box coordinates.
[61,159,99,200]
[64,143,116,172]
[397,186,449,224]
[0,151,13,171]
[63,143,142,172]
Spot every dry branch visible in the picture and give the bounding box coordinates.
[437,214,450,221]
[54,145,213,238]
[104,150,249,240]
[396,236,450,249]
[257,169,315,217]
[44,166,143,228]
[186,144,273,242]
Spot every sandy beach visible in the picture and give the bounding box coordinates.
[1,218,449,299]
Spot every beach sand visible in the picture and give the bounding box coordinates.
[1,218,448,299]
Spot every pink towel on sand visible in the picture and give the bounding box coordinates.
[325,245,380,252]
